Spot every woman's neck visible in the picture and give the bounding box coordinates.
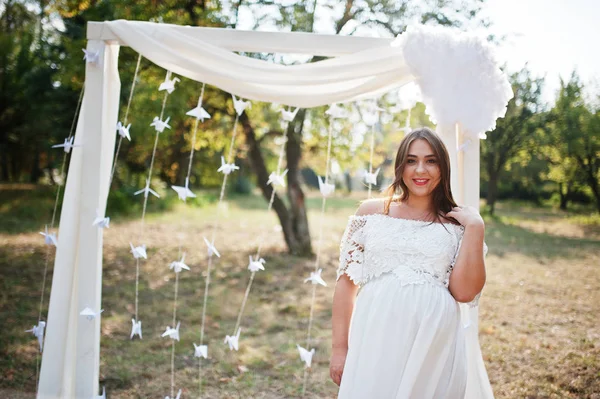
[404,195,434,213]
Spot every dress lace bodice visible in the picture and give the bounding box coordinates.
[337,213,487,306]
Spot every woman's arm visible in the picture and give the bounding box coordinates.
[446,206,487,303]
[330,274,359,386]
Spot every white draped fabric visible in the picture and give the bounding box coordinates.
[39,41,120,398]
[105,20,415,108]
[39,20,509,398]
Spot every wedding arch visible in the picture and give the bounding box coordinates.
[37,19,512,398]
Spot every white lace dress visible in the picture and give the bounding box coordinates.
[336,214,494,399]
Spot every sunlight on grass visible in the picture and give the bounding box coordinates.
[1,190,599,398]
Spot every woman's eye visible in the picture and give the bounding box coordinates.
[406,159,415,164]
[427,159,437,164]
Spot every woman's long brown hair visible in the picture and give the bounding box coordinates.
[382,127,458,224]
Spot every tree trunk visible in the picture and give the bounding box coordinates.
[239,112,313,255]
[11,151,18,182]
[558,182,569,211]
[285,109,312,256]
[0,144,9,181]
[587,176,600,214]
[577,156,600,213]
[30,146,41,183]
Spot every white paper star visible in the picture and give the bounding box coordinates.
[186,98,211,122]
[217,156,239,175]
[297,344,315,368]
[116,121,132,141]
[267,169,288,188]
[281,107,299,122]
[82,49,100,65]
[317,176,335,198]
[325,103,347,119]
[172,177,196,201]
[129,243,147,260]
[150,116,171,133]
[224,328,241,351]
[80,307,104,321]
[304,268,327,287]
[161,321,180,341]
[364,168,380,186]
[362,113,379,127]
[248,255,265,272]
[457,139,473,153]
[25,321,46,352]
[130,318,142,339]
[169,253,190,273]
[39,226,58,247]
[92,209,110,229]
[364,101,385,113]
[361,102,384,126]
[232,95,251,116]
[203,237,221,258]
[164,389,182,399]
[134,178,160,199]
[51,137,81,153]
[158,72,180,94]
[193,343,208,359]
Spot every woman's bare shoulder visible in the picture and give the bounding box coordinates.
[355,198,387,216]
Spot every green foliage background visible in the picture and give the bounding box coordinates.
[1,0,598,215]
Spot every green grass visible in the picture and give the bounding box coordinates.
[1,189,599,398]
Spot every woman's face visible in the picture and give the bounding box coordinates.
[401,139,441,198]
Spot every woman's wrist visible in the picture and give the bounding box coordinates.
[465,219,485,229]
[332,343,348,353]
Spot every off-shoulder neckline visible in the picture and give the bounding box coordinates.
[350,213,463,227]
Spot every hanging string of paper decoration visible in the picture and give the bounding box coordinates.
[94,55,144,255]
[28,83,85,390]
[359,100,384,199]
[397,82,422,135]
[85,51,143,398]
[300,103,342,397]
[130,70,179,347]
[161,83,209,398]
[110,54,142,188]
[227,106,299,353]
[197,94,250,394]
[399,106,412,134]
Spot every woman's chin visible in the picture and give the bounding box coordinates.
[407,187,433,197]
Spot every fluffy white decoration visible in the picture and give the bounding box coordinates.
[396,25,513,135]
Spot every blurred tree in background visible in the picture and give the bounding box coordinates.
[480,67,545,215]
[543,73,600,212]
[1,0,599,253]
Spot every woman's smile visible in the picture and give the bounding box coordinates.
[412,178,429,186]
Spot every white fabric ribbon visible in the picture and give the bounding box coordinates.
[105,20,413,108]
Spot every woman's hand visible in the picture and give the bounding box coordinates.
[330,348,347,386]
[446,205,484,227]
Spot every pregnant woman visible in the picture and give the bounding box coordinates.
[330,127,492,398]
